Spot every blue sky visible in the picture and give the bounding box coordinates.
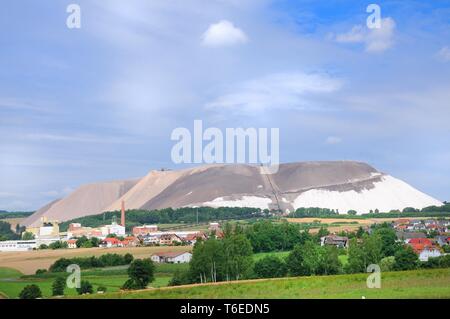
[1,0,449,211]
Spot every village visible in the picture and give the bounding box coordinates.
[0,202,224,264]
[1,201,449,264]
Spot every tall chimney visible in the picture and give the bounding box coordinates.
[121,200,126,227]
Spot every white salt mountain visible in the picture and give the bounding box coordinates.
[23,161,442,226]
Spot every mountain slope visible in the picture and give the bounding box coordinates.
[23,178,140,227]
[25,161,442,225]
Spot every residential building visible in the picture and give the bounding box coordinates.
[320,235,349,248]
[133,225,158,236]
[159,233,182,246]
[0,240,37,252]
[67,239,77,249]
[150,252,192,264]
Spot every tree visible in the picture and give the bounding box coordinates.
[346,234,382,273]
[90,237,101,247]
[52,277,66,296]
[286,245,305,276]
[356,226,365,238]
[76,236,89,248]
[124,253,134,264]
[254,256,287,278]
[19,284,42,299]
[319,246,342,275]
[393,246,418,271]
[77,280,93,295]
[347,210,357,215]
[222,234,253,280]
[373,226,399,257]
[22,232,35,240]
[124,258,155,289]
[190,238,225,283]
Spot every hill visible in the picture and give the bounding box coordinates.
[24,161,442,226]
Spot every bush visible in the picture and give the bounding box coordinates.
[35,269,47,275]
[49,253,134,272]
[52,277,66,296]
[379,256,395,272]
[19,284,42,299]
[254,256,287,278]
[97,286,107,293]
[169,270,193,286]
[76,280,93,295]
[121,279,142,290]
[421,255,450,269]
[123,253,134,264]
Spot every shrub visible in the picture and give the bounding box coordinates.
[97,286,107,293]
[76,280,93,295]
[19,285,42,299]
[52,277,66,296]
[254,256,287,278]
[35,268,47,275]
[379,256,395,272]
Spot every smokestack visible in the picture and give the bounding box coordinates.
[121,200,126,227]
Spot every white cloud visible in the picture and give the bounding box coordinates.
[436,46,450,62]
[206,72,342,113]
[325,136,342,144]
[201,20,248,47]
[334,17,396,53]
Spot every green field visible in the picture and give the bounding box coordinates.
[78,268,450,299]
[0,267,171,299]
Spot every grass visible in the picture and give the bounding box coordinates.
[0,266,171,299]
[79,268,450,299]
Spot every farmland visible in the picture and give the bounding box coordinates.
[0,265,173,299]
[0,246,192,275]
[78,268,450,299]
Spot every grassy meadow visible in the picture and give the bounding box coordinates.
[79,268,450,299]
[0,265,172,299]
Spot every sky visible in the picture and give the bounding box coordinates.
[1,0,449,211]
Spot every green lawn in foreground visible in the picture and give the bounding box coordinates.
[0,267,171,299]
[79,268,450,299]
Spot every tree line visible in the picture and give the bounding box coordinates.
[59,206,265,231]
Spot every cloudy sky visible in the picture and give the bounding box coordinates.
[1,0,449,211]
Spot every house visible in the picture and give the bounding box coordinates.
[121,236,140,247]
[0,240,37,252]
[410,244,442,261]
[133,225,158,236]
[67,239,77,249]
[142,235,159,246]
[435,236,450,247]
[150,252,192,264]
[99,237,123,248]
[408,238,433,246]
[159,233,182,246]
[396,231,426,243]
[184,232,207,245]
[320,235,349,248]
